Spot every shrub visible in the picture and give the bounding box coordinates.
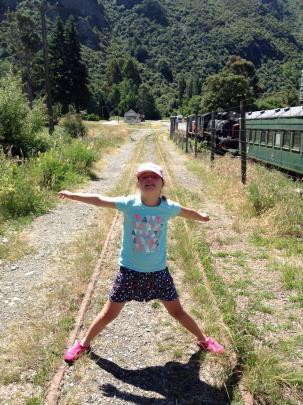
[35,149,71,190]
[61,113,87,138]
[34,139,97,191]
[82,113,100,121]
[0,74,50,156]
[0,74,29,150]
[61,140,97,174]
[245,166,303,237]
[0,151,48,218]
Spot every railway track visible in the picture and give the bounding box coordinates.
[47,135,146,404]
[155,131,254,405]
[47,127,253,405]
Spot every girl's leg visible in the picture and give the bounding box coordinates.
[161,299,207,342]
[81,299,125,347]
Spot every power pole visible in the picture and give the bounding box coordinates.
[240,101,247,184]
[299,69,303,105]
[210,111,215,163]
[40,0,54,134]
[194,112,198,158]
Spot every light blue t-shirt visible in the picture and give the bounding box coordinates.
[115,195,181,272]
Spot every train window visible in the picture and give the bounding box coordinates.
[292,131,301,151]
[275,132,281,147]
[248,130,254,143]
[267,130,273,145]
[282,130,290,149]
[261,130,266,144]
[255,130,261,144]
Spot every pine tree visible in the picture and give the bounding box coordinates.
[118,79,138,113]
[192,74,201,96]
[49,17,70,112]
[186,76,193,99]
[177,74,186,101]
[123,58,141,87]
[109,84,121,114]
[4,5,41,104]
[106,59,122,85]
[158,59,173,82]
[137,83,159,119]
[64,17,90,112]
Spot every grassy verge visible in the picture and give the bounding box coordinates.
[159,133,303,404]
[0,135,144,404]
[185,153,302,242]
[0,122,129,261]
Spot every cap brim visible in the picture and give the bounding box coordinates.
[137,170,163,179]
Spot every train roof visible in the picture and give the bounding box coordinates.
[246,105,303,119]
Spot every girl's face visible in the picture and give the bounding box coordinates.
[137,172,163,196]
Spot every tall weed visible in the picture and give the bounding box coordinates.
[0,152,48,218]
[34,139,97,191]
[61,113,87,138]
[188,156,303,238]
[246,166,303,237]
[0,74,50,156]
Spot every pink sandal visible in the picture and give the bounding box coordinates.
[64,340,91,363]
[196,337,225,354]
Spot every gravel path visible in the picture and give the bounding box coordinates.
[0,129,146,333]
[56,126,230,405]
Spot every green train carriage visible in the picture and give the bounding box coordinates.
[245,106,303,176]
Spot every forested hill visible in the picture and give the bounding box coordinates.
[0,0,302,117]
[103,0,302,87]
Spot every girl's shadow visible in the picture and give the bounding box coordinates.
[90,350,235,404]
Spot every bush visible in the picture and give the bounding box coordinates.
[35,139,97,191]
[61,113,87,138]
[247,167,294,215]
[0,151,48,218]
[81,113,100,121]
[61,140,97,175]
[0,74,49,156]
[246,166,303,237]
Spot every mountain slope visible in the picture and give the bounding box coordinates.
[0,0,302,108]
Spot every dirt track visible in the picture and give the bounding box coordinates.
[1,121,302,404]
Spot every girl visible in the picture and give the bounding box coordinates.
[59,162,224,363]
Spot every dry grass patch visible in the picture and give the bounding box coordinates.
[0,231,35,261]
[0,211,114,397]
[157,132,303,404]
[186,155,303,240]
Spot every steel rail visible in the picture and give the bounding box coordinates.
[154,133,254,405]
[46,136,146,404]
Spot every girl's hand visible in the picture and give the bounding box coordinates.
[178,207,210,222]
[58,190,73,200]
[199,212,210,221]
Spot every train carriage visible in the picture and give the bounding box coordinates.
[246,106,303,176]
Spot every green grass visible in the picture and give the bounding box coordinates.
[250,233,303,257]
[0,122,129,261]
[151,300,161,309]
[250,301,274,315]
[173,348,183,359]
[25,397,43,405]
[266,261,303,307]
[257,291,275,300]
[167,184,302,405]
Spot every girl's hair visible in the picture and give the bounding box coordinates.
[160,179,166,200]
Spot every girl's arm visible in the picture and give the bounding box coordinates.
[58,190,117,208]
[177,207,210,222]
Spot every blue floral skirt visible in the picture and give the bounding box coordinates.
[109,266,178,303]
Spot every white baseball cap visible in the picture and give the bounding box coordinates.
[136,162,164,179]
